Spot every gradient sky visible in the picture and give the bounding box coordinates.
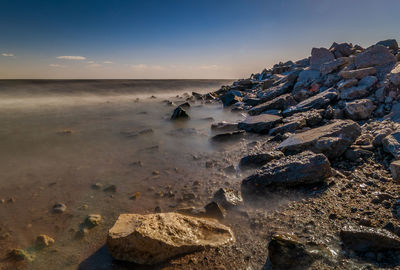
[0,0,399,79]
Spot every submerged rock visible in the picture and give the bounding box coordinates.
[238,114,282,134]
[210,130,245,142]
[171,106,189,120]
[277,120,361,159]
[239,151,284,169]
[107,213,235,264]
[242,151,331,194]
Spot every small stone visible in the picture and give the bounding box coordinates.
[91,183,103,190]
[8,249,35,262]
[36,234,55,248]
[390,160,400,181]
[204,202,226,220]
[52,203,67,213]
[84,214,102,228]
[170,106,189,120]
[154,206,161,213]
[130,192,141,200]
[103,185,117,193]
[152,170,160,175]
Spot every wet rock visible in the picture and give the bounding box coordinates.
[310,47,335,70]
[36,234,55,248]
[320,57,348,75]
[210,130,245,142]
[382,132,400,159]
[355,45,396,69]
[283,88,337,117]
[211,121,238,133]
[377,39,399,50]
[204,201,226,219]
[238,114,282,134]
[242,151,332,193]
[344,99,376,120]
[212,188,243,209]
[340,225,400,252]
[52,202,67,213]
[248,94,296,116]
[107,212,235,264]
[220,90,242,107]
[192,92,203,99]
[178,102,190,108]
[267,233,314,270]
[85,214,102,228]
[170,106,189,120]
[277,120,361,159]
[339,67,377,79]
[239,151,284,169]
[390,160,400,181]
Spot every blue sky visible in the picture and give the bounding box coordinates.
[0,0,399,79]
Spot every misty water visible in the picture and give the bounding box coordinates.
[0,79,258,269]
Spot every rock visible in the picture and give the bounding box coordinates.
[107,213,235,264]
[242,151,332,193]
[239,151,284,169]
[204,202,226,219]
[211,121,238,133]
[248,94,296,116]
[103,185,117,193]
[344,99,376,120]
[339,67,377,79]
[294,69,321,91]
[389,63,400,86]
[283,88,338,117]
[355,45,396,69]
[220,90,242,107]
[238,114,282,134]
[310,47,335,70]
[277,120,361,159]
[210,130,245,142]
[390,160,400,181]
[192,92,203,99]
[359,75,378,88]
[257,82,293,102]
[121,128,154,138]
[52,202,67,213]
[373,128,393,146]
[212,188,244,209]
[337,79,358,90]
[330,42,354,57]
[340,225,400,252]
[170,106,189,120]
[36,234,55,248]
[339,85,369,100]
[178,102,190,108]
[85,214,102,228]
[376,39,399,50]
[8,249,35,262]
[320,57,348,75]
[267,233,314,270]
[382,132,400,159]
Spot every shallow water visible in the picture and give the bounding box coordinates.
[0,79,257,270]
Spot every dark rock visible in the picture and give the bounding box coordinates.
[243,98,263,106]
[257,82,293,102]
[170,106,189,120]
[212,188,243,209]
[283,88,338,117]
[344,99,376,120]
[238,114,282,134]
[211,121,238,133]
[310,47,335,70]
[337,79,358,90]
[277,120,361,159]
[382,132,400,159]
[239,151,284,169]
[339,85,369,100]
[242,151,332,193]
[52,202,67,213]
[204,202,226,220]
[340,225,400,252]
[192,92,203,99]
[178,102,190,108]
[339,67,377,79]
[389,63,400,86]
[103,185,117,193]
[248,94,296,116]
[220,90,242,107]
[376,39,399,50]
[330,42,354,58]
[320,57,348,75]
[210,130,245,142]
[355,45,396,69]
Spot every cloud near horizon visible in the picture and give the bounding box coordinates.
[56,55,86,60]
[49,64,66,67]
[2,53,14,57]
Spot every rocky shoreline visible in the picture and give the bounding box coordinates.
[144,39,400,269]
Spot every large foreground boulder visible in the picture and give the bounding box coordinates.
[238,114,282,134]
[277,120,361,159]
[107,213,235,265]
[241,151,332,194]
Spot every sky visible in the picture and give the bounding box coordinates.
[0,0,399,79]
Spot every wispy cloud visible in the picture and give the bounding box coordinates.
[49,64,66,68]
[131,64,165,71]
[86,63,102,68]
[2,53,14,57]
[87,61,95,64]
[57,55,86,60]
[103,61,113,64]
